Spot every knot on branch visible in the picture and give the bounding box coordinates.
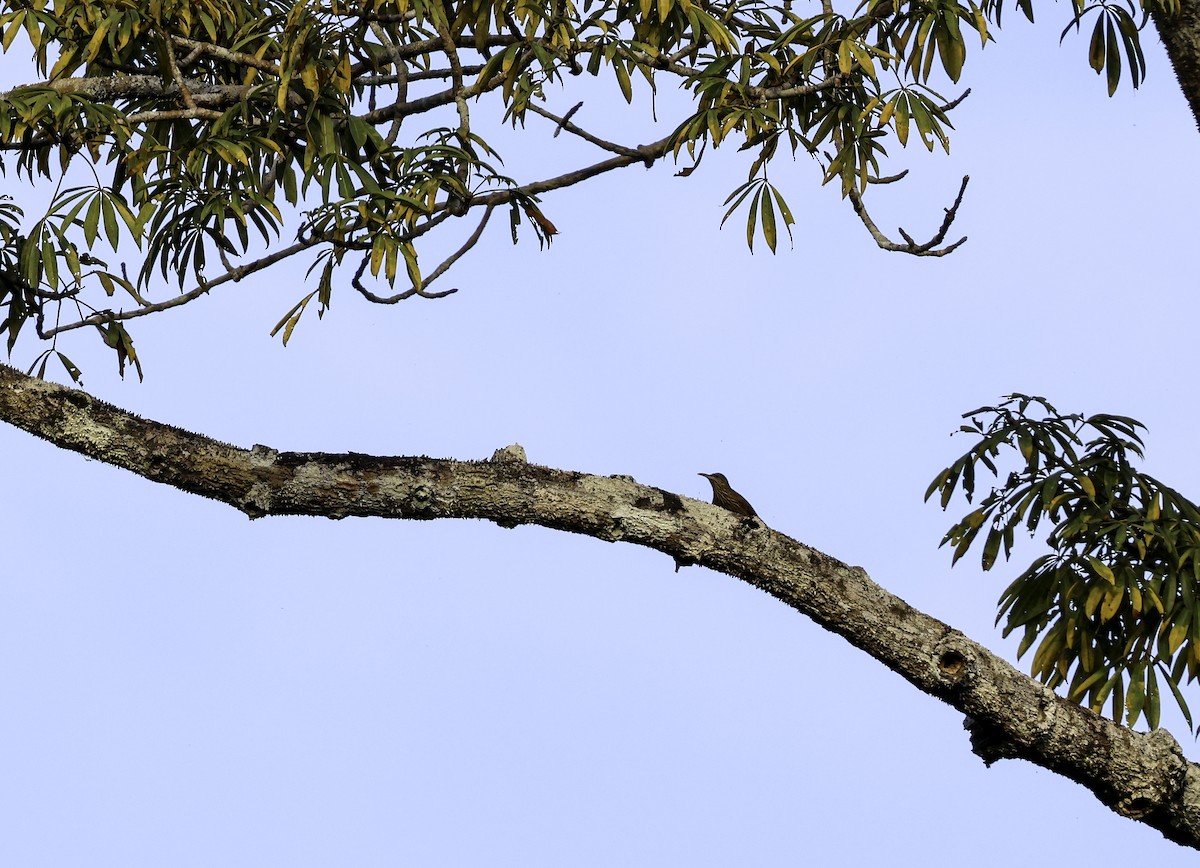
[411,483,433,507]
[491,443,528,463]
[250,443,278,460]
[962,714,1017,767]
[239,484,273,520]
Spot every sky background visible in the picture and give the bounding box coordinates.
[3,11,1200,866]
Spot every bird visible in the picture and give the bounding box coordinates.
[698,472,758,518]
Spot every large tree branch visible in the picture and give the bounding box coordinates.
[0,74,250,106]
[2,360,1199,848]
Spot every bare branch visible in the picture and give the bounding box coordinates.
[367,20,410,144]
[749,78,842,100]
[385,33,517,62]
[475,132,676,208]
[420,204,495,291]
[0,75,250,107]
[553,101,584,138]
[351,209,497,304]
[433,11,471,157]
[0,136,60,150]
[868,168,909,185]
[161,33,198,110]
[847,175,969,256]
[942,87,972,111]
[125,107,224,123]
[524,102,644,157]
[359,65,484,86]
[170,35,282,76]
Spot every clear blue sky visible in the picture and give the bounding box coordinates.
[2,16,1199,866]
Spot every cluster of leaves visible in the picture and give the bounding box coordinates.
[0,0,1169,377]
[927,395,1200,732]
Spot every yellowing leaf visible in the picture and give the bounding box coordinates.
[1088,556,1115,585]
[837,39,852,75]
[1100,585,1123,621]
[1168,621,1188,655]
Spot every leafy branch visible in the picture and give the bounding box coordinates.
[0,0,1164,376]
[927,394,1200,732]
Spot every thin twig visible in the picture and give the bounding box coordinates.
[352,205,496,304]
[525,103,643,157]
[368,21,409,145]
[474,132,676,206]
[161,34,197,110]
[553,102,584,138]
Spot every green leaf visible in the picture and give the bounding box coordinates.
[760,187,777,253]
[1092,669,1121,711]
[102,195,119,249]
[1114,9,1146,88]
[1146,665,1161,729]
[768,185,795,247]
[924,468,951,504]
[400,242,422,290]
[849,41,877,80]
[1161,666,1194,732]
[981,525,1001,570]
[936,13,965,82]
[1068,667,1108,701]
[1,10,25,51]
[41,235,57,287]
[837,39,853,75]
[55,351,82,384]
[269,291,317,346]
[1104,16,1121,96]
[1087,556,1115,585]
[1100,584,1123,622]
[614,61,633,103]
[1168,620,1188,655]
[1126,663,1145,726]
[745,187,761,251]
[82,12,114,64]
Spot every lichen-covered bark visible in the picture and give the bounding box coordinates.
[3,360,1200,846]
[1153,0,1200,130]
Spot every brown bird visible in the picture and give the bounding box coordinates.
[698,472,758,518]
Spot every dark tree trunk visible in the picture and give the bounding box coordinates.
[1152,0,1200,129]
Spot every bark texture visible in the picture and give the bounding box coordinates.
[3,361,1200,847]
[1153,0,1200,129]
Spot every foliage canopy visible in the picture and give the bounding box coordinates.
[0,0,1169,378]
[929,395,1200,733]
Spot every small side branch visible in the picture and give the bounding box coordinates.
[475,131,676,208]
[848,175,969,257]
[352,207,496,304]
[169,35,282,76]
[525,102,644,157]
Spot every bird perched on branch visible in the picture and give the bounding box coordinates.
[698,472,758,518]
